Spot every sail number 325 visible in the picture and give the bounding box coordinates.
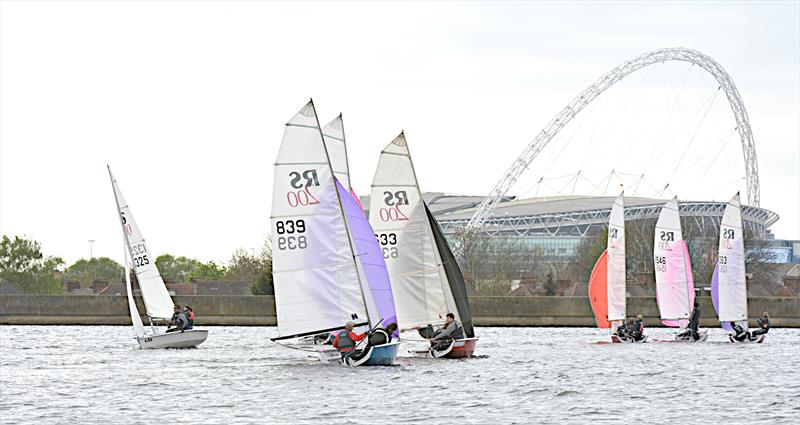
[276,219,307,250]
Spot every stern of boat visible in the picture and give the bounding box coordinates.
[137,329,208,349]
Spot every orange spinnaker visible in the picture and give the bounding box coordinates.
[589,249,611,329]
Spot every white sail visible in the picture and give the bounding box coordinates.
[124,243,146,338]
[108,167,174,320]
[322,114,351,190]
[654,197,692,321]
[369,132,458,330]
[718,193,748,325]
[607,192,626,322]
[271,101,369,338]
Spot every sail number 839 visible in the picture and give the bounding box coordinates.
[375,233,398,259]
[276,219,307,250]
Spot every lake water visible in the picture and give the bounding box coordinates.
[1,326,798,424]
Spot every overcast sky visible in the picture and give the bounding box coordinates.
[1,1,798,266]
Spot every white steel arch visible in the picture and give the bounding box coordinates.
[466,47,761,231]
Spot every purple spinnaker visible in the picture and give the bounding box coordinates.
[336,179,399,336]
[711,264,733,331]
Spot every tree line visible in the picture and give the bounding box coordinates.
[0,235,273,295]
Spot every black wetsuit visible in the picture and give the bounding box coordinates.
[751,317,770,339]
[678,307,701,340]
[629,320,644,341]
[731,323,750,342]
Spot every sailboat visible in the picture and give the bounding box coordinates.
[108,166,208,349]
[653,197,707,342]
[269,101,399,366]
[589,193,645,343]
[368,132,476,358]
[711,193,762,343]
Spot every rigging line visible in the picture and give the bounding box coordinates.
[684,126,737,172]
[630,174,645,197]
[698,129,738,181]
[666,87,722,185]
[644,63,695,168]
[578,84,617,168]
[539,92,603,178]
[615,64,663,165]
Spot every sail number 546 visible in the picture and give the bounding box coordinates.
[276,219,307,250]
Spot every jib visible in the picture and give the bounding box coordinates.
[383,190,409,206]
[289,170,319,189]
[660,231,674,242]
[722,229,735,240]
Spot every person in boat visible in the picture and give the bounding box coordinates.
[367,323,397,347]
[730,322,750,342]
[750,311,770,340]
[166,304,188,333]
[333,321,367,356]
[677,302,701,341]
[182,305,195,330]
[613,321,628,339]
[429,313,464,350]
[628,314,645,342]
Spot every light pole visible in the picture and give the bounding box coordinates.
[88,239,96,281]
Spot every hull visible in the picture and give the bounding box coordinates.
[342,342,400,367]
[728,334,766,344]
[137,329,208,349]
[408,338,478,358]
[611,334,648,344]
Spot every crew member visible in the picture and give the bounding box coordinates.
[677,302,701,341]
[166,304,187,333]
[183,305,195,330]
[368,323,397,347]
[730,322,750,342]
[333,321,366,355]
[430,313,464,350]
[750,311,770,340]
[628,314,645,342]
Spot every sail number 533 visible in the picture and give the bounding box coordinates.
[276,219,307,250]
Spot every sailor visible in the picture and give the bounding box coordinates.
[629,314,645,342]
[750,311,770,340]
[730,322,750,342]
[430,313,464,350]
[183,306,195,330]
[677,302,701,340]
[166,304,187,333]
[368,323,397,346]
[333,321,366,355]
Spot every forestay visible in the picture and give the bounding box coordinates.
[271,101,369,339]
[716,193,748,327]
[607,192,626,322]
[654,197,695,327]
[322,114,351,190]
[369,133,459,330]
[108,167,174,320]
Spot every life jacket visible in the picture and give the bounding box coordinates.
[188,310,195,321]
[337,331,356,352]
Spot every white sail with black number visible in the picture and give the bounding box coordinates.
[108,167,174,320]
[607,192,626,323]
[717,193,748,326]
[270,101,370,339]
[369,133,474,337]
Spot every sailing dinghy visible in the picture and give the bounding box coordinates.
[711,193,763,343]
[269,101,399,366]
[368,132,476,358]
[108,167,208,349]
[653,197,707,342]
[589,193,646,343]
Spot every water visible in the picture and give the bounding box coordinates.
[1,326,798,424]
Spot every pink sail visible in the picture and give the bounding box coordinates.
[654,198,694,327]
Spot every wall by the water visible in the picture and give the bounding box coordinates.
[1,295,798,327]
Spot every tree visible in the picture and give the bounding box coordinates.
[544,271,556,296]
[251,269,274,295]
[64,257,124,287]
[226,248,270,283]
[0,235,64,294]
[188,261,227,281]
[155,254,199,283]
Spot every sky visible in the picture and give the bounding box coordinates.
[1,1,798,267]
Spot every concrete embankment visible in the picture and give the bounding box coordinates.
[1,295,798,327]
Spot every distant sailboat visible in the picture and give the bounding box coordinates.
[269,101,399,366]
[108,166,208,349]
[369,132,476,358]
[653,197,706,341]
[589,193,644,342]
[711,193,761,343]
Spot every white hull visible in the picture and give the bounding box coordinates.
[136,329,208,349]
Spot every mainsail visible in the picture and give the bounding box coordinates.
[123,242,146,338]
[271,101,371,339]
[712,193,748,329]
[654,197,695,327]
[607,192,626,323]
[108,167,174,320]
[369,132,462,331]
